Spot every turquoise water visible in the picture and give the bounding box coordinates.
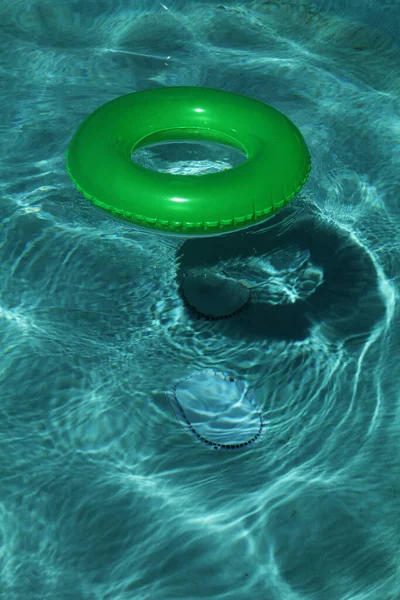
[1,1,400,598]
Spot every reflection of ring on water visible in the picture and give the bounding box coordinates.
[176,212,386,344]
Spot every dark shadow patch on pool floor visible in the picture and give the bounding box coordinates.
[176,211,386,345]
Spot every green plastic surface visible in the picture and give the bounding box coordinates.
[66,87,311,236]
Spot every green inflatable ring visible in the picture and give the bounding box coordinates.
[66,87,311,236]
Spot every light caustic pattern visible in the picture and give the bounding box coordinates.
[0,1,400,600]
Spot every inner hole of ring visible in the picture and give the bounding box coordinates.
[131,129,247,176]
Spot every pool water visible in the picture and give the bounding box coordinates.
[1,1,400,599]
